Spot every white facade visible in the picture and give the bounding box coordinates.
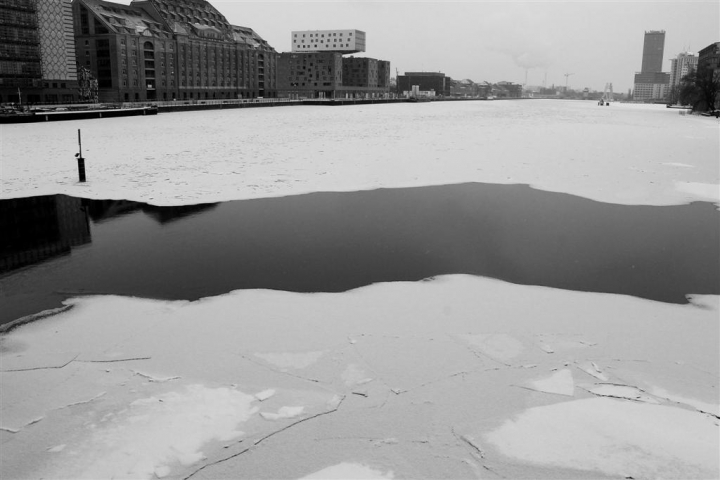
[633,82,668,101]
[291,30,366,54]
[669,52,698,87]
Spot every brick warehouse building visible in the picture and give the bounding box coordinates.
[72,0,277,103]
[1,0,79,104]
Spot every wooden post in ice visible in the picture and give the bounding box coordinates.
[75,128,86,182]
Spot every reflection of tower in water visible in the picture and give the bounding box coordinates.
[0,195,91,273]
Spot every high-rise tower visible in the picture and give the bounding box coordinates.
[641,30,666,73]
[633,30,669,102]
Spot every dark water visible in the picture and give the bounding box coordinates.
[1,183,719,325]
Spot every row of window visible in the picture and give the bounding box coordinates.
[156,1,223,22]
[289,82,334,87]
[296,44,351,49]
[289,76,337,81]
[295,32,352,38]
[120,78,175,87]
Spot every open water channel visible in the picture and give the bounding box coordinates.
[1,182,718,326]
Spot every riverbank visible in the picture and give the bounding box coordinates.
[154,96,504,113]
[0,106,158,124]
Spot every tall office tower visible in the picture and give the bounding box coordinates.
[641,30,666,73]
[634,30,669,102]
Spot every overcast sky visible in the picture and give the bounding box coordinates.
[113,1,718,92]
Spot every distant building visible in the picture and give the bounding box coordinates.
[634,72,670,100]
[397,72,451,97]
[376,60,391,89]
[71,0,278,103]
[494,81,522,98]
[276,51,342,98]
[669,52,698,87]
[698,42,720,74]
[291,29,366,54]
[633,30,669,102]
[276,52,390,99]
[698,42,720,110]
[641,30,665,73]
[342,56,378,87]
[450,79,482,97]
[0,0,79,104]
[278,30,388,99]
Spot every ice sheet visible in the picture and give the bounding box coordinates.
[2,275,717,479]
[484,397,719,478]
[2,101,718,207]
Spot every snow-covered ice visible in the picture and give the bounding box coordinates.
[484,397,718,479]
[300,463,395,480]
[525,368,575,396]
[1,101,718,207]
[1,100,719,479]
[2,277,717,479]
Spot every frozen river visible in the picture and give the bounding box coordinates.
[1,100,719,480]
[2,99,718,324]
[2,99,718,207]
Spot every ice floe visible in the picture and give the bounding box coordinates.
[579,383,659,403]
[484,397,719,478]
[525,369,575,396]
[300,462,394,479]
[34,384,257,479]
[254,351,326,371]
[457,333,524,362]
[1,272,717,478]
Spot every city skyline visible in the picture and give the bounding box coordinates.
[110,0,719,92]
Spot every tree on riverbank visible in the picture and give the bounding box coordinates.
[679,66,720,112]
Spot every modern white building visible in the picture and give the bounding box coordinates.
[669,52,698,87]
[632,76,670,101]
[291,30,366,54]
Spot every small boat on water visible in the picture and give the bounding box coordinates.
[0,106,158,124]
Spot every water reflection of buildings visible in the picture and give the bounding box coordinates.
[85,200,218,224]
[0,195,91,273]
[1,196,217,274]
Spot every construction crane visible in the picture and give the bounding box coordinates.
[564,73,574,91]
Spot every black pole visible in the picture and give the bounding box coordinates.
[77,129,86,182]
